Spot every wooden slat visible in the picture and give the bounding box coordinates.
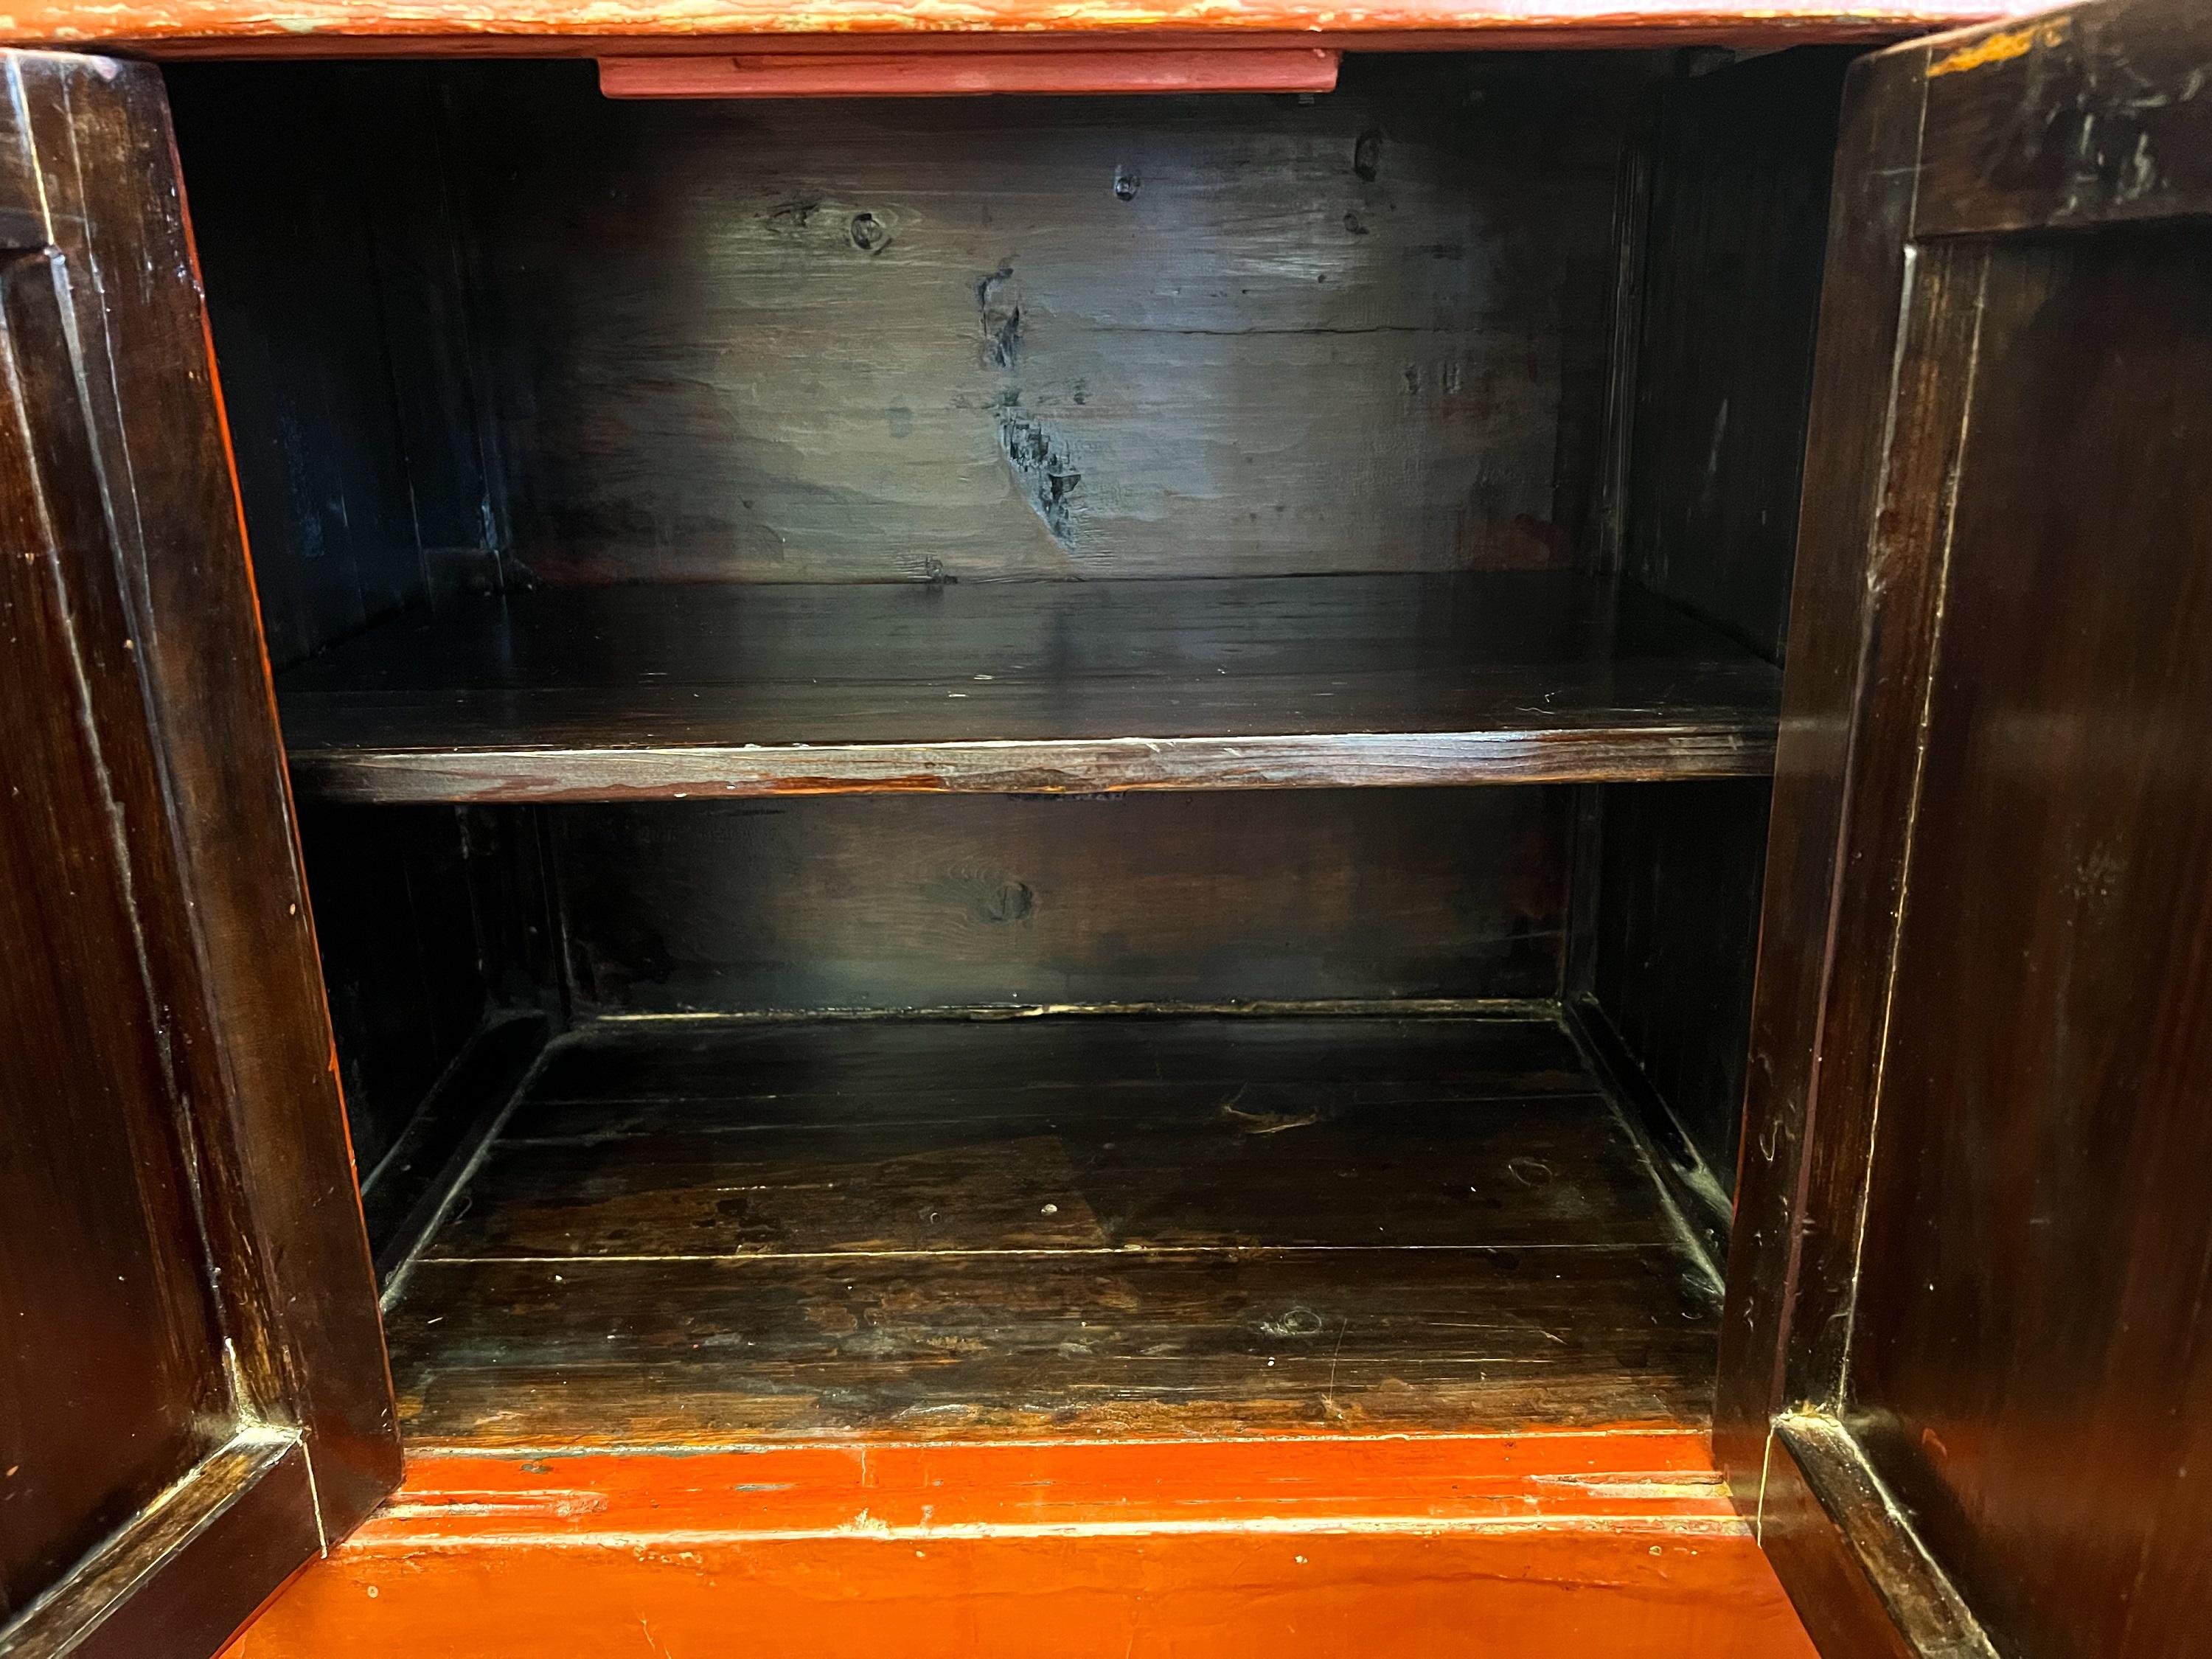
[277,575,1781,802]
[389,1245,1717,1444]
[430,1093,1655,1258]
[522,1015,1595,1105]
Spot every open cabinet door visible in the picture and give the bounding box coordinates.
[0,50,399,1659]
[1720,1,2212,1655]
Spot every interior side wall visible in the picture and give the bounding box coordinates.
[170,65,429,669]
[1590,47,1852,1198]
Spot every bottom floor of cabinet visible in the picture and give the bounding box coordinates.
[229,1012,1811,1654]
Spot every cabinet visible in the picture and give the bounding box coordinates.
[0,1,2206,1655]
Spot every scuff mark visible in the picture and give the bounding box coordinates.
[1928,17,2068,78]
[977,263,1021,369]
[995,396,1082,548]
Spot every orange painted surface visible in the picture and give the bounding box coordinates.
[599,46,1341,95]
[2,0,2047,58]
[224,1431,1818,1657]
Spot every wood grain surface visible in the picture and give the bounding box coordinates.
[1841,220,2212,1659]
[435,58,1639,585]
[277,575,1780,801]
[381,1015,1719,1445]
[548,789,1570,1012]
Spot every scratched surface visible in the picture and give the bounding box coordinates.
[7,0,2041,55]
[383,1015,1721,1444]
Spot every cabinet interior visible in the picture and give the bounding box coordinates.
[165,48,1848,1450]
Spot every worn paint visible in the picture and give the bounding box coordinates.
[222,1432,1821,1658]
[599,46,1342,96]
[1926,15,2067,76]
[0,0,2050,55]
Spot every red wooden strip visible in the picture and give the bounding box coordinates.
[223,1432,1818,1658]
[599,48,1340,97]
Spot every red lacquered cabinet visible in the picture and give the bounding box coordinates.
[4,1,2210,1655]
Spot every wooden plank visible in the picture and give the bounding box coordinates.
[358,1013,550,1280]
[0,242,232,1625]
[1586,50,1848,1216]
[1627,47,1851,661]
[428,1092,1658,1258]
[440,60,1640,585]
[524,1015,1595,1105]
[376,1015,1719,1444]
[277,576,1781,802]
[1711,38,1931,1490]
[223,1435,1815,1659]
[549,793,1571,1014]
[388,1244,1717,1444]
[598,49,1341,97]
[0,2,2045,58]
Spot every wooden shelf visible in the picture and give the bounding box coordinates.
[276,573,1781,804]
[382,1014,1720,1446]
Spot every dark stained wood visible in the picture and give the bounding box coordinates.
[1843,223,2212,1659]
[441,55,1647,583]
[0,47,393,1654]
[1714,35,1934,1491]
[0,243,229,1627]
[0,46,401,1585]
[3,1439,323,1659]
[1584,49,1845,1222]
[391,1244,1719,1445]
[1915,0,2212,237]
[276,575,1782,802]
[1627,46,1851,659]
[1587,780,1769,1203]
[359,1012,551,1281]
[428,1079,1654,1260]
[524,1013,1595,1105]
[298,805,489,1175]
[383,1012,1718,1445]
[1566,990,1729,1270]
[549,790,1569,1014]
[1759,1419,1988,1659]
[165,63,427,671]
[380,1013,1717,1442]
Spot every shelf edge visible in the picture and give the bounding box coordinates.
[287,726,1778,804]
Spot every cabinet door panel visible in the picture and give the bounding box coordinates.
[0,49,398,1659]
[1726,3,2212,1655]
